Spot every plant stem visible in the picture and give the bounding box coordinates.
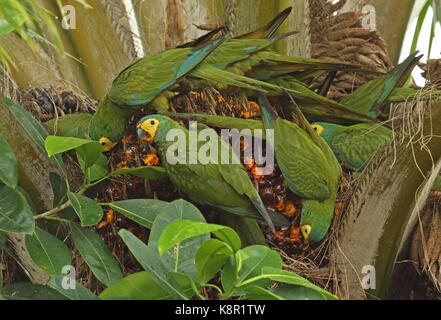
[34,200,72,220]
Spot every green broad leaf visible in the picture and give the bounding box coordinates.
[243,284,327,300]
[44,113,92,139]
[196,239,233,284]
[25,227,71,276]
[0,5,26,36]
[82,154,108,182]
[0,133,18,188]
[1,282,68,300]
[99,271,194,300]
[49,172,68,208]
[44,136,101,167]
[0,18,15,35]
[221,245,282,295]
[158,220,241,256]
[106,166,168,181]
[48,276,98,300]
[271,285,326,300]
[107,199,168,229]
[0,231,6,250]
[0,185,34,234]
[3,98,66,175]
[149,200,210,278]
[242,285,285,300]
[75,141,102,171]
[56,206,78,221]
[70,223,122,287]
[244,267,336,300]
[15,186,37,215]
[118,229,188,300]
[411,0,431,54]
[67,192,103,226]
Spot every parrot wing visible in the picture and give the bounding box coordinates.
[160,112,265,132]
[272,118,331,201]
[177,26,227,48]
[339,51,422,117]
[191,66,376,124]
[108,36,227,106]
[177,6,292,48]
[330,124,393,171]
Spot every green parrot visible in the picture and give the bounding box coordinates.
[257,93,342,243]
[311,122,394,172]
[340,51,422,118]
[89,35,228,151]
[86,7,378,152]
[136,114,289,235]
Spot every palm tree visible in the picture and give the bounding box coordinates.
[1,0,440,300]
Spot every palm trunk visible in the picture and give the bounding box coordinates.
[329,101,441,299]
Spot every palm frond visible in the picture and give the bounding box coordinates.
[0,0,90,70]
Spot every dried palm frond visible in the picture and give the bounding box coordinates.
[420,59,441,89]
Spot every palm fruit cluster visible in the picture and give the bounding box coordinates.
[18,86,97,122]
[170,89,336,248]
[309,0,392,100]
[85,134,175,269]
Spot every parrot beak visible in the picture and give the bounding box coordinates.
[137,127,148,140]
[137,120,155,143]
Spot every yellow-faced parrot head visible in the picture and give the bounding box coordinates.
[300,224,312,243]
[311,124,325,136]
[137,117,160,143]
[99,137,118,152]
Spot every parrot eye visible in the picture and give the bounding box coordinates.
[150,120,155,125]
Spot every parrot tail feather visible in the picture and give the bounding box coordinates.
[250,198,276,233]
[257,92,278,129]
[237,7,293,40]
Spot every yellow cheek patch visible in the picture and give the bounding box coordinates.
[311,124,324,136]
[300,224,312,242]
[99,137,118,152]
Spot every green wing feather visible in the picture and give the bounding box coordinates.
[153,118,282,232]
[191,66,377,124]
[161,112,265,132]
[258,94,341,242]
[340,52,422,117]
[108,36,227,107]
[237,7,293,39]
[272,118,331,201]
[328,123,393,171]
